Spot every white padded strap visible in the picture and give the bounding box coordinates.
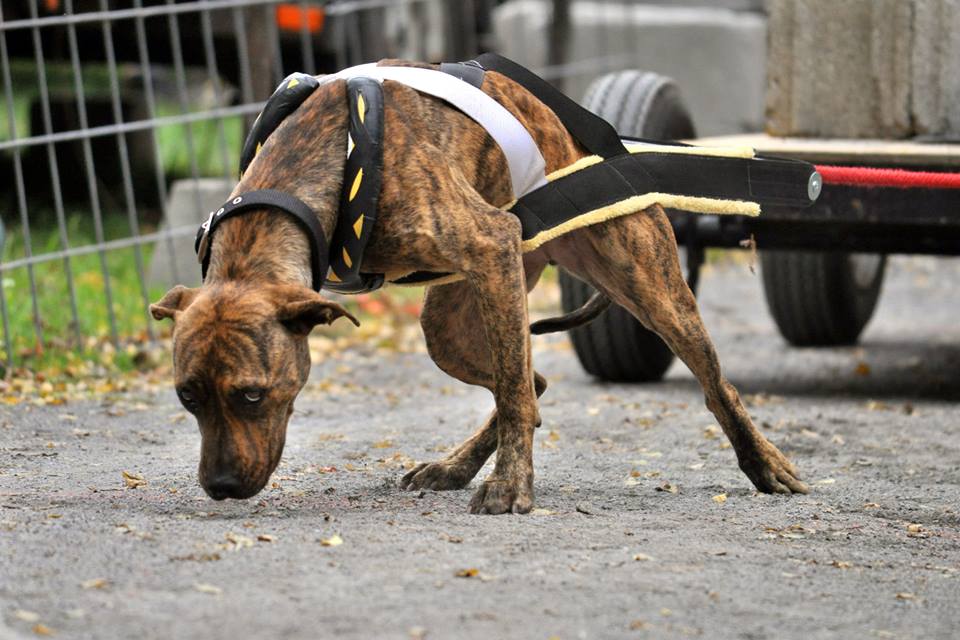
[322,64,547,198]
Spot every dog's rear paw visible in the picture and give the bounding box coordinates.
[400,461,474,491]
[739,442,809,495]
[468,476,534,515]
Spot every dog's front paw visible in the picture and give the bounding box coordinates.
[739,441,809,495]
[400,461,474,491]
[468,474,533,515]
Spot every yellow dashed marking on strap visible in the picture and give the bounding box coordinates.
[287,77,300,89]
[353,214,364,238]
[255,141,262,156]
[327,271,341,282]
[357,93,366,124]
[342,248,353,268]
[349,168,363,201]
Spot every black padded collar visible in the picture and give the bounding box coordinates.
[194,189,329,292]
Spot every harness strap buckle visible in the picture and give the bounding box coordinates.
[196,210,216,264]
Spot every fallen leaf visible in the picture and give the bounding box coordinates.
[854,362,871,376]
[863,503,880,509]
[633,553,654,562]
[224,532,255,549]
[531,508,556,516]
[32,623,54,636]
[194,583,222,595]
[712,493,727,504]
[703,425,721,440]
[320,534,343,547]
[122,470,146,489]
[14,610,39,622]
[81,578,109,590]
[408,626,428,640]
[371,440,394,449]
[455,568,479,578]
[257,534,275,542]
[655,482,679,494]
[895,592,916,601]
[831,561,852,569]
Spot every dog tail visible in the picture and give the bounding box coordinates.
[529,291,611,335]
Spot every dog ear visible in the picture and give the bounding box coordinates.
[276,289,360,335]
[150,285,200,322]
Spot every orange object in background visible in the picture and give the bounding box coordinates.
[276,4,325,33]
[44,0,61,11]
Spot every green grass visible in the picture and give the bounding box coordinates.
[154,108,243,179]
[1,214,168,373]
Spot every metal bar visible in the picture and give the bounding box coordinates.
[199,6,234,180]
[264,3,284,84]
[1,225,200,272]
[133,0,181,285]
[231,7,255,106]
[0,5,44,356]
[325,0,430,16]
[0,0,287,32]
[0,103,263,153]
[28,1,83,349]
[99,0,154,340]
[165,0,205,221]
[298,0,317,75]
[0,261,10,371]
[65,0,120,345]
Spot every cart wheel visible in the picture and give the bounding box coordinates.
[760,251,886,346]
[559,70,696,382]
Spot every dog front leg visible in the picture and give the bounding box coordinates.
[464,238,540,514]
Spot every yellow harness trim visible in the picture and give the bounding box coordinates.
[520,192,759,253]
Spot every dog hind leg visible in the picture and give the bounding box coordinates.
[402,255,548,493]
[549,207,807,494]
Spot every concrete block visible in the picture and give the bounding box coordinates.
[493,1,768,135]
[148,178,233,289]
[767,0,960,139]
[911,0,960,136]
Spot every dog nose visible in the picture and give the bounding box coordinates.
[205,474,245,500]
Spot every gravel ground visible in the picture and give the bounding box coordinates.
[2,256,959,640]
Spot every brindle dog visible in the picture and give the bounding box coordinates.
[151,61,807,513]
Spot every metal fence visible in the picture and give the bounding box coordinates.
[0,0,656,371]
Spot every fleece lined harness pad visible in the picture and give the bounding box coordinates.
[197,56,820,293]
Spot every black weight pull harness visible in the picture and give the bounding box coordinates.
[196,55,821,294]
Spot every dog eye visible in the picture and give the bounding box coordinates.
[177,388,197,411]
[242,389,263,404]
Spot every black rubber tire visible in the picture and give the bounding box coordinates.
[559,71,695,382]
[760,251,886,346]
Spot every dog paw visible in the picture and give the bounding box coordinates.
[739,442,809,495]
[400,461,474,491]
[468,475,533,515]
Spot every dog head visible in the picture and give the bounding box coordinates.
[150,283,357,500]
